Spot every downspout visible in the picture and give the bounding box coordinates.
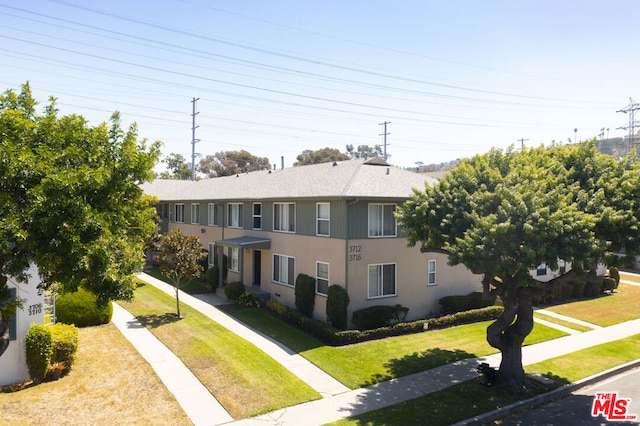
[344,198,360,292]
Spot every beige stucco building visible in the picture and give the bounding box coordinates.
[141,159,483,326]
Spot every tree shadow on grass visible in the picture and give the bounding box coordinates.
[136,313,182,328]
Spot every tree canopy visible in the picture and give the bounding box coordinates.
[294,147,350,166]
[159,152,193,180]
[199,150,270,177]
[397,142,640,387]
[0,83,160,356]
[345,144,387,160]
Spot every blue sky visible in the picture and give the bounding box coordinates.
[1,1,639,170]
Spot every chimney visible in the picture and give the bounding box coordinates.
[281,156,284,170]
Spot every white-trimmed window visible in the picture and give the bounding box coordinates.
[368,263,397,298]
[253,203,262,230]
[316,203,330,236]
[191,203,200,224]
[428,259,437,286]
[273,254,295,286]
[228,203,243,228]
[274,202,295,233]
[175,203,185,223]
[208,243,216,267]
[559,260,567,274]
[536,263,547,276]
[228,247,239,272]
[169,203,175,222]
[208,203,219,226]
[316,261,329,295]
[368,203,396,237]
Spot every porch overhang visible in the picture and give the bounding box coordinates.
[214,236,271,250]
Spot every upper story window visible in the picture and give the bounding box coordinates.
[208,203,219,226]
[228,203,243,228]
[316,203,330,237]
[274,202,295,233]
[368,262,397,298]
[536,263,547,276]
[368,203,396,237]
[175,203,185,223]
[253,203,262,230]
[316,261,329,295]
[191,203,200,224]
[428,259,437,286]
[273,254,295,286]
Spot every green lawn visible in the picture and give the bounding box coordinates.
[534,311,594,333]
[121,284,320,419]
[143,266,211,293]
[232,308,567,389]
[546,283,640,326]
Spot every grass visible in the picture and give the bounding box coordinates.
[143,266,211,294]
[232,308,567,389]
[0,324,191,426]
[533,311,594,333]
[545,283,640,326]
[526,333,640,383]
[121,283,320,419]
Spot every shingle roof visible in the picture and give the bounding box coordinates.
[141,159,437,201]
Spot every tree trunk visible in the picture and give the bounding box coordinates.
[175,284,181,318]
[486,284,534,388]
[0,315,9,358]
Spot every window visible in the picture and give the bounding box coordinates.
[175,203,185,223]
[253,203,262,230]
[191,203,200,224]
[536,263,547,276]
[228,247,239,272]
[368,263,397,298]
[208,243,216,266]
[9,288,16,340]
[428,259,437,286]
[208,203,219,226]
[316,262,329,295]
[274,203,295,233]
[169,204,174,222]
[559,260,566,274]
[368,204,396,237]
[273,254,295,286]
[316,203,330,236]
[227,203,243,228]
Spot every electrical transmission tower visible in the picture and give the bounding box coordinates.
[379,121,390,161]
[616,97,640,150]
[191,97,200,181]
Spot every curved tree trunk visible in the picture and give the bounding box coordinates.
[486,284,534,388]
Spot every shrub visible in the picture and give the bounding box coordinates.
[25,324,53,384]
[609,267,620,287]
[239,292,262,308]
[549,284,563,301]
[326,284,349,329]
[352,305,409,330]
[224,281,245,301]
[295,274,316,317]
[205,266,219,292]
[266,299,288,316]
[49,323,79,370]
[572,280,586,298]
[584,279,603,297]
[602,277,617,292]
[561,283,574,300]
[439,292,496,314]
[56,287,113,327]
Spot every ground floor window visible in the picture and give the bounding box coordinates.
[228,247,239,272]
[368,263,397,298]
[316,261,329,295]
[428,259,437,286]
[273,254,295,286]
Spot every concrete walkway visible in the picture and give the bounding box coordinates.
[115,273,640,426]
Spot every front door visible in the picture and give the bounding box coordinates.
[253,250,261,286]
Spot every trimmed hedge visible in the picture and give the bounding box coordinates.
[295,273,316,317]
[352,304,409,330]
[439,291,496,315]
[205,253,228,293]
[602,277,617,292]
[49,323,79,370]
[55,288,113,327]
[224,281,246,301]
[264,300,504,346]
[25,324,53,384]
[572,280,586,298]
[326,284,349,329]
[584,279,603,297]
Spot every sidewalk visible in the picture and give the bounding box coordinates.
[117,273,640,426]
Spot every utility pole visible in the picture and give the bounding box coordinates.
[379,121,390,161]
[517,138,529,151]
[191,97,200,181]
[616,97,640,150]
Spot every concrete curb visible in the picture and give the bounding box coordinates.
[453,359,640,425]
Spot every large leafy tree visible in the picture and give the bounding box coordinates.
[0,83,161,357]
[294,147,350,166]
[199,150,270,177]
[345,144,386,160]
[159,153,193,180]
[397,142,640,388]
[156,229,207,318]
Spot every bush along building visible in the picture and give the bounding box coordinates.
[142,158,483,327]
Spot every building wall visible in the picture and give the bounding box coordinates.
[0,264,45,386]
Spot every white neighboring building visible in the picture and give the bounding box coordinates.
[0,264,46,386]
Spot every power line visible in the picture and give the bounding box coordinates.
[616,97,640,149]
